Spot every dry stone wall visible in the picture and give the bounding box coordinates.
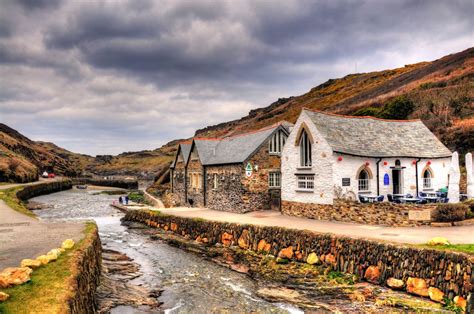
[206,164,245,212]
[67,225,102,313]
[282,199,437,226]
[72,178,138,190]
[16,180,73,201]
[124,210,473,311]
[171,163,186,205]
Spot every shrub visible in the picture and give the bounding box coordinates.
[128,191,145,203]
[463,199,474,219]
[353,107,381,117]
[378,96,415,120]
[432,203,468,222]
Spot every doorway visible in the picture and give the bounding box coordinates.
[269,190,281,211]
[392,169,403,194]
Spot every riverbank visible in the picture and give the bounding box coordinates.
[0,181,102,313]
[0,222,101,313]
[123,210,473,312]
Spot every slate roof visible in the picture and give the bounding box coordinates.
[193,123,290,165]
[304,109,452,158]
[170,143,192,168]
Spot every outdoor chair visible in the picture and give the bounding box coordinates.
[406,193,413,198]
[387,194,400,203]
[358,195,369,203]
[441,197,449,203]
[377,195,384,202]
[418,192,427,198]
[416,199,427,204]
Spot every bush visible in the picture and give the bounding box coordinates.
[463,199,474,219]
[432,203,468,222]
[378,96,415,120]
[353,107,381,117]
[128,191,145,203]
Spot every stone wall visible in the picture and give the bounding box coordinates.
[206,164,244,212]
[16,180,73,201]
[282,199,436,226]
[171,162,186,206]
[124,210,473,311]
[67,224,102,313]
[73,178,138,190]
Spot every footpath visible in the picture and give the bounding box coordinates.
[0,180,84,269]
[159,207,474,245]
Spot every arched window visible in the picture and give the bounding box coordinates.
[269,130,287,154]
[423,169,433,189]
[299,129,312,167]
[358,169,370,191]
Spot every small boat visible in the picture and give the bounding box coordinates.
[76,185,88,189]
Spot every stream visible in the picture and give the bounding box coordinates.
[31,188,303,313]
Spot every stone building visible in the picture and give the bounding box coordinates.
[170,123,292,212]
[281,109,452,207]
[170,142,192,205]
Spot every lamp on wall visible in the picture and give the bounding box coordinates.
[412,160,417,165]
[427,161,431,166]
[365,161,370,166]
[383,161,388,166]
[338,156,343,162]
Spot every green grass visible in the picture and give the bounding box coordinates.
[418,243,474,255]
[0,187,36,218]
[0,222,97,314]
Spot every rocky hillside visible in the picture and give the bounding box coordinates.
[0,124,92,182]
[2,48,472,184]
[195,47,473,156]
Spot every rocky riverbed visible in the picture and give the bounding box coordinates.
[30,188,449,313]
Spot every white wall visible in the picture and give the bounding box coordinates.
[332,156,450,200]
[281,111,334,204]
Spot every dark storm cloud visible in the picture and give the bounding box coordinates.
[0,0,472,155]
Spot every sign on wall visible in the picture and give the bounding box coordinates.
[245,162,253,177]
[342,178,350,186]
[384,173,390,186]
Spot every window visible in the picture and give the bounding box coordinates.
[268,172,281,188]
[269,130,287,154]
[189,173,202,189]
[213,174,218,189]
[358,169,370,192]
[299,129,312,167]
[297,175,314,191]
[423,169,432,189]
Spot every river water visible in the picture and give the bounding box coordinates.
[31,188,303,313]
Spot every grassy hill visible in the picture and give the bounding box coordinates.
[1,48,472,184]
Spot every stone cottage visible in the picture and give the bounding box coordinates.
[281,109,452,208]
[170,142,192,205]
[171,122,292,212]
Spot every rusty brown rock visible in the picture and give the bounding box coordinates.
[364,266,380,284]
[257,239,271,252]
[0,267,33,288]
[195,236,202,242]
[406,277,429,297]
[238,229,250,249]
[0,292,9,302]
[221,232,233,246]
[278,246,294,259]
[428,287,444,303]
[324,253,336,265]
[453,296,466,311]
[386,277,404,289]
[171,222,178,231]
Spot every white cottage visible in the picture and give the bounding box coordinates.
[281,109,452,206]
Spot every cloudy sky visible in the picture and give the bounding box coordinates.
[0,0,472,155]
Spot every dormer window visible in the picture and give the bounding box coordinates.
[299,129,312,167]
[269,130,287,154]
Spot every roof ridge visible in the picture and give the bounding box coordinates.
[302,107,421,123]
[193,122,284,142]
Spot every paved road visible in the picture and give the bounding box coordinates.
[160,207,474,245]
[0,180,85,269]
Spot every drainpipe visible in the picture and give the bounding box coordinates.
[376,158,382,196]
[415,158,421,197]
[171,169,174,193]
[203,166,207,206]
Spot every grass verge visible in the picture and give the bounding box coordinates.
[0,222,97,314]
[0,187,36,218]
[417,243,474,255]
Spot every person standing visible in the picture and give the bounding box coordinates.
[119,196,123,204]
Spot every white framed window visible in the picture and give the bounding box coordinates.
[299,130,312,167]
[213,174,218,189]
[269,130,287,154]
[268,172,281,188]
[423,169,432,189]
[358,169,370,192]
[297,175,314,191]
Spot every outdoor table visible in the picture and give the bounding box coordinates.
[424,192,438,198]
[423,196,440,203]
[365,195,379,203]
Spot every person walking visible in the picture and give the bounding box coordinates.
[125,195,129,205]
[119,196,123,204]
